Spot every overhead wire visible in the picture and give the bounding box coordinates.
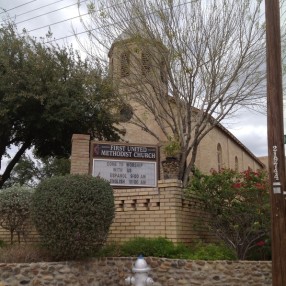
[15,0,88,25]
[2,0,200,45]
[2,0,67,20]
[43,0,193,43]
[0,0,37,15]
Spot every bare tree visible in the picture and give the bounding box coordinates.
[76,0,266,186]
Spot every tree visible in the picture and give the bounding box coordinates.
[0,185,34,244]
[77,0,266,186]
[188,168,270,260]
[0,22,122,188]
[3,154,70,188]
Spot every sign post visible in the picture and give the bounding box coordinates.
[265,0,286,284]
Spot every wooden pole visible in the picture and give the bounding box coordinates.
[265,0,286,284]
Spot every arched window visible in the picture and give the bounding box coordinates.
[120,52,130,78]
[160,59,167,83]
[142,51,151,76]
[235,156,239,171]
[217,143,222,171]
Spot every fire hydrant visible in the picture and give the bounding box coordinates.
[125,256,154,286]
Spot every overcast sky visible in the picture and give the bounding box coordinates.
[0,0,272,158]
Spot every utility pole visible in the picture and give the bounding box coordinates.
[265,0,286,285]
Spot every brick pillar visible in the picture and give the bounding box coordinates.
[158,179,183,243]
[70,134,90,174]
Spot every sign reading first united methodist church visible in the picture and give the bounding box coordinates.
[92,142,158,187]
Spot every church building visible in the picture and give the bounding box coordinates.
[69,31,265,245]
[107,30,264,175]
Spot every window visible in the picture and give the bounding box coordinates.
[235,156,239,171]
[160,59,167,83]
[120,52,130,78]
[217,143,222,171]
[119,104,133,122]
[142,51,151,76]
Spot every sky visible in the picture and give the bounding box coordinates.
[0,0,271,159]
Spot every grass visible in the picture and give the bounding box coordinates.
[0,243,52,263]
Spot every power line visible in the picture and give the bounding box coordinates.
[8,0,66,19]
[6,0,193,45]
[27,12,89,34]
[20,0,130,35]
[44,0,194,44]
[15,0,87,25]
[0,0,37,15]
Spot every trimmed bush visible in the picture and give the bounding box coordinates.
[97,238,237,260]
[31,174,114,260]
[97,237,192,259]
[0,186,34,244]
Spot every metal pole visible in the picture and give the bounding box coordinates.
[265,0,286,285]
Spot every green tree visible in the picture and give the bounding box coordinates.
[4,154,70,188]
[0,22,122,188]
[188,168,270,260]
[0,185,34,244]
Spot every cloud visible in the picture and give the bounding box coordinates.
[1,0,270,160]
[224,110,268,157]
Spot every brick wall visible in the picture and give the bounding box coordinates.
[70,134,215,245]
[0,180,212,246]
[107,179,215,245]
[70,134,90,174]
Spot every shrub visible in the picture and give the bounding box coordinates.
[31,174,115,260]
[0,244,52,263]
[189,241,237,260]
[98,237,192,259]
[188,168,270,260]
[0,186,34,244]
[120,237,175,257]
[97,237,236,260]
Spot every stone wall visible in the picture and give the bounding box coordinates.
[0,258,272,286]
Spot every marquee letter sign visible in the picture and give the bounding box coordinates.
[91,142,158,187]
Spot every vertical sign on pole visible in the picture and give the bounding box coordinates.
[265,0,286,284]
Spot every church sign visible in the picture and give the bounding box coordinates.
[91,142,158,187]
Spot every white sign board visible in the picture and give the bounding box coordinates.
[93,159,157,187]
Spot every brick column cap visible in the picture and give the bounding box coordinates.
[72,134,90,141]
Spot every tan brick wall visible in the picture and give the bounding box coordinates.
[197,127,263,173]
[108,179,215,245]
[0,219,39,245]
[70,134,90,174]
[0,180,214,246]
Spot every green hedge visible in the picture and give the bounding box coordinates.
[32,174,114,260]
[97,237,237,260]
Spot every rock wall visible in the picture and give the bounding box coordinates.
[0,258,272,286]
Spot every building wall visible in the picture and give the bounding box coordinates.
[197,127,263,173]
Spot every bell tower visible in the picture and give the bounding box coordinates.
[108,30,169,145]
